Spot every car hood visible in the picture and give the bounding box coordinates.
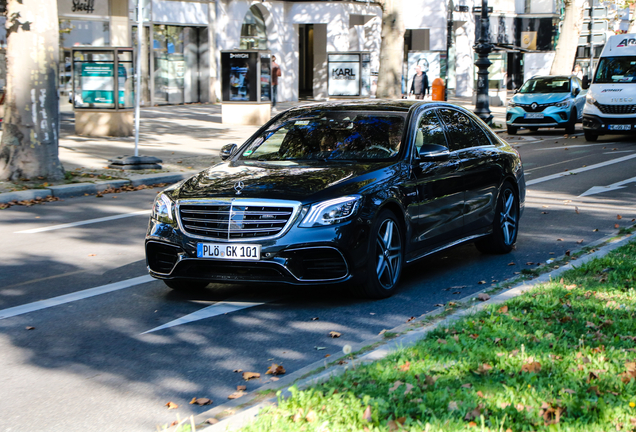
[512,93,571,105]
[173,160,397,203]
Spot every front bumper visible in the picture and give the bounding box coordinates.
[145,217,369,285]
[506,105,572,128]
[582,114,636,135]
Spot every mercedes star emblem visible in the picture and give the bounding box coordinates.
[234,181,245,195]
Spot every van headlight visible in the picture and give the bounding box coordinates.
[555,100,570,108]
[152,193,175,223]
[586,93,596,104]
[300,196,361,227]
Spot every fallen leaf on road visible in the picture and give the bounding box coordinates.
[378,329,387,336]
[228,391,244,400]
[575,206,580,214]
[593,228,598,232]
[508,262,515,266]
[406,316,415,322]
[477,293,490,301]
[557,238,563,241]
[577,239,584,244]
[205,418,219,425]
[165,401,178,409]
[565,250,570,256]
[329,331,341,338]
[434,304,444,307]
[270,377,280,381]
[478,280,486,284]
[189,397,212,406]
[237,385,246,391]
[233,369,242,373]
[242,372,260,380]
[25,326,35,330]
[311,317,319,321]
[266,364,286,375]
[315,346,326,350]
[615,224,620,229]
[88,254,96,257]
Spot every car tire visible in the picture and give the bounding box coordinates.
[565,108,576,134]
[354,210,404,299]
[506,125,518,135]
[584,131,598,142]
[164,279,209,292]
[475,182,519,254]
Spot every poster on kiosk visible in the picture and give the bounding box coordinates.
[221,50,271,103]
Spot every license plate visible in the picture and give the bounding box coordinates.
[609,124,631,131]
[524,113,544,119]
[197,243,261,260]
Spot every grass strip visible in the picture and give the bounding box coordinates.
[238,241,636,432]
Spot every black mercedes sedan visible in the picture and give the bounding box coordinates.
[145,100,525,299]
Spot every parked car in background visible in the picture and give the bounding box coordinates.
[506,75,586,135]
[145,100,525,299]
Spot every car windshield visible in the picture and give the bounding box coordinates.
[237,110,406,162]
[594,56,636,83]
[519,77,570,93]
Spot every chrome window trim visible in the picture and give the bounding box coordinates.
[175,198,303,242]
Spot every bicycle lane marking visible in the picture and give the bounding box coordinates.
[526,153,636,186]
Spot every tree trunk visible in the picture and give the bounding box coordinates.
[550,0,585,75]
[0,0,64,181]
[375,0,405,99]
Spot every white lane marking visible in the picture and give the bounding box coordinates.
[603,150,635,154]
[15,210,150,234]
[0,275,154,320]
[536,143,607,150]
[526,153,636,186]
[142,300,268,334]
[580,175,636,197]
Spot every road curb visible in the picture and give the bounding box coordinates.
[190,230,635,432]
[0,172,194,204]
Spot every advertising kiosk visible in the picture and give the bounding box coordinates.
[221,50,271,125]
[71,47,134,137]
[327,52,372,98]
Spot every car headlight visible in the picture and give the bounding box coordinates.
[299,196,361,227]
[508,100,516,108]
[152,193,175,223]
[586,93,596,104]
[555,100,570,108]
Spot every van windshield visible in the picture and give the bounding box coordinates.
[594,56,636,83]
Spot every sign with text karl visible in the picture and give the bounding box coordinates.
[59,0,109,17]
[328,57,360,96]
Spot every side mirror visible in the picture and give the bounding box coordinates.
[582,76,590,89]
[573,87,581,96]
[220,143,238,161]
[419,143,450,161]
[513,88,519,94]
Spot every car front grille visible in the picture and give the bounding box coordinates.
[178,202,296,240]
[593,102,636,114]
[518,103,550,113]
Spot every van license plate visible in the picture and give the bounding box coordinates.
[197,243,261,260]
[524,113,544,119]
[609,125,631,131]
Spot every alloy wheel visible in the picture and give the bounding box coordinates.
[375,219,402,289]
[499,189,518,246]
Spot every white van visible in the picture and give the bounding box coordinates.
[582,34,636,141]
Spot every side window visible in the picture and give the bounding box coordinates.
[414,110,448,153]
[438,109,490,151]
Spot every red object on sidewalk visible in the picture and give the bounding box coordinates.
[431,78,445,101]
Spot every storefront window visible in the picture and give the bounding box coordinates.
[59,20,110,97]
[240,6,267,50]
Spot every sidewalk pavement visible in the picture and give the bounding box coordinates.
[0,95,509,205]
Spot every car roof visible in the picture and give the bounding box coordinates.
[529,75,572,80]
[281,99,461,115]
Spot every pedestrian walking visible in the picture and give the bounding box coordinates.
[409,65,429,100]
[272,55,282,107]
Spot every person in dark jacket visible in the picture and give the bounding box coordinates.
[409,65,429,99]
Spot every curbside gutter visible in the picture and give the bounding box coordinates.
[187,230,635,432]
[0,172,196,204]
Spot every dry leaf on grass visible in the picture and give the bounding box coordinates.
[305,410,317,422]
[362,405,372,422]
[521,361,542,373]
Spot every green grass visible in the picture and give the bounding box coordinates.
[240,241,636,431]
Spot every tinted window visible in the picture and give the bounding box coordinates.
[519,77,571,93]
[594,56,636,84]
[438,109,490,151]
[238,110,406,161]
[414,110,447,152]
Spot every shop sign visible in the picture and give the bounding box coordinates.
[328,61,360,96]
[59,0,109,17]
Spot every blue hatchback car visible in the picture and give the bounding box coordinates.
[506,75,586,135]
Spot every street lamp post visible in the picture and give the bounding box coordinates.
[474,0,493,125]
[445,0,454,101]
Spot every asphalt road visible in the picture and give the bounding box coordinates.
[1,129,635,431]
